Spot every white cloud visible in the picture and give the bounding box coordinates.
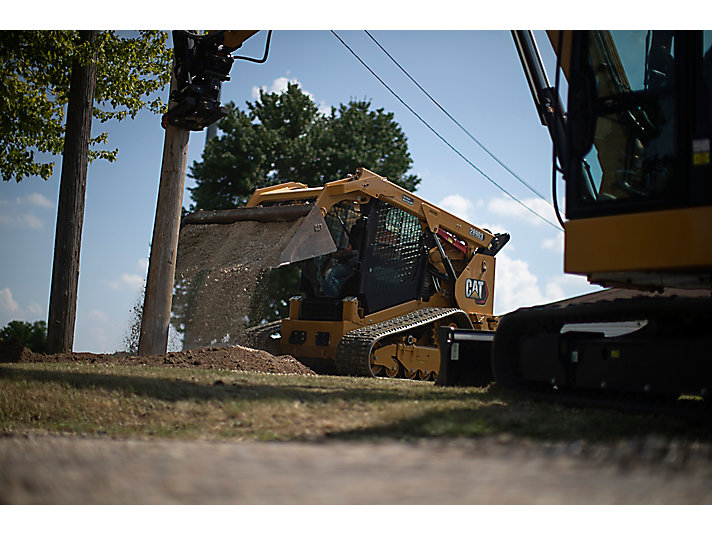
[494,252,546,314]
[252,76,329,115]
[89,309,110,322]
[0,193,54,230]
[0,288,20,314]
[26,302,43,316]
[0,289,44,324]
[137,257,148,273]
[252,76,294,99]
[488,195,559,228]
[494,252,596,315]
[23,193,54,209]
[541,233,564,253]
[0,211,44,230]
[439,194,508,237]
[108,273,145,292]
[439,194,474,221]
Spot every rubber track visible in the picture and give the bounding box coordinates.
[243,320,281,352]
[335,307,471,377]
[245,320,281,338]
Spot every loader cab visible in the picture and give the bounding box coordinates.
[296,199,430,320]
[561,30,712,287]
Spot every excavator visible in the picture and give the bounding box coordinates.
[443,31,712,400]
[490,30,712,401]
[166,30,712,397]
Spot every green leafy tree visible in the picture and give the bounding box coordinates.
[0,30,172,182]
[1,30,172,353]
[189,82,419,210]
[177,83,421,334]
[0,320,48,353]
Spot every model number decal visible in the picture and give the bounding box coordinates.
[465,279,489,305]
[469,227,485,241]
[402,194,415,206]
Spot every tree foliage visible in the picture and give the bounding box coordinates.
[175,83,421,333]
[0,320,48,353]
[188,82,420,210]
[0,30,172,182]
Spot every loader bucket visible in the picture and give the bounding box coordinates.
[174,204,337,350]
[275,205,337,267]
[180,204,337,268]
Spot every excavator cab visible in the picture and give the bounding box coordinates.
[562,30,712,288]
[491,31,712,400]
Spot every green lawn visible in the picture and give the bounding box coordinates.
[1,362,710,443]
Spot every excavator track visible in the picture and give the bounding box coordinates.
[335,307,472,379]
[492,288,712,403]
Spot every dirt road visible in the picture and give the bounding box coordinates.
[2,432,711,504]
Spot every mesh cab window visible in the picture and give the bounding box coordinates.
[360,201,427,313]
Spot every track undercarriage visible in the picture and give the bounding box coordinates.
[246,307,480,383]
[492,289,712,401]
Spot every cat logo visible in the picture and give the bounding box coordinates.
[465,278,488,305]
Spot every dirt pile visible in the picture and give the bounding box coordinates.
[173,219,303,350]
[0,339,315,376]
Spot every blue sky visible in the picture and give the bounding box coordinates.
[0,29,601,353]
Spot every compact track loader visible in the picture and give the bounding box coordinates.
[180,168,509,383]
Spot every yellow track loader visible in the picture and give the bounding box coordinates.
[180,168,508,383]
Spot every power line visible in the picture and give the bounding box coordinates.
[330,30,562,233]
[364,30,552,207]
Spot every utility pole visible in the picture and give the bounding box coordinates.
[47,30,99,354]
[138,67,189,356]
[138,30,259,355]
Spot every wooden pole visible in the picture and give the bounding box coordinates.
[47,30,99,354]
[138,66,190,355]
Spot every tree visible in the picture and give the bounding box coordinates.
[188,82,419,210]
[1,31,172,353]
[0,31,172,183]
[174,83,421,335]
[0,320,48,353]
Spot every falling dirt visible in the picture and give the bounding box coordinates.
[173,218,304,350]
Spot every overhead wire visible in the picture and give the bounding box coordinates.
[330,30,562,233]
[364,30,552,208]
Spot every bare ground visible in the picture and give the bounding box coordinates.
[2,340,712,504]
[2,432,712,504]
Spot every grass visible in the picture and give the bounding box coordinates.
[1,361,711,443]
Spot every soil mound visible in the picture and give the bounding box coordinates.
[0,339,315,376]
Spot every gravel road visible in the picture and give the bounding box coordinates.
[2,432,712,504]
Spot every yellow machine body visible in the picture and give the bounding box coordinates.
[245,168,506,379]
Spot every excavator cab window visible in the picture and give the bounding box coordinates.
[566,30,712,218]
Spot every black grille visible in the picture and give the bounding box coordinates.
[299,297,343,321]
[360,201,427,313]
